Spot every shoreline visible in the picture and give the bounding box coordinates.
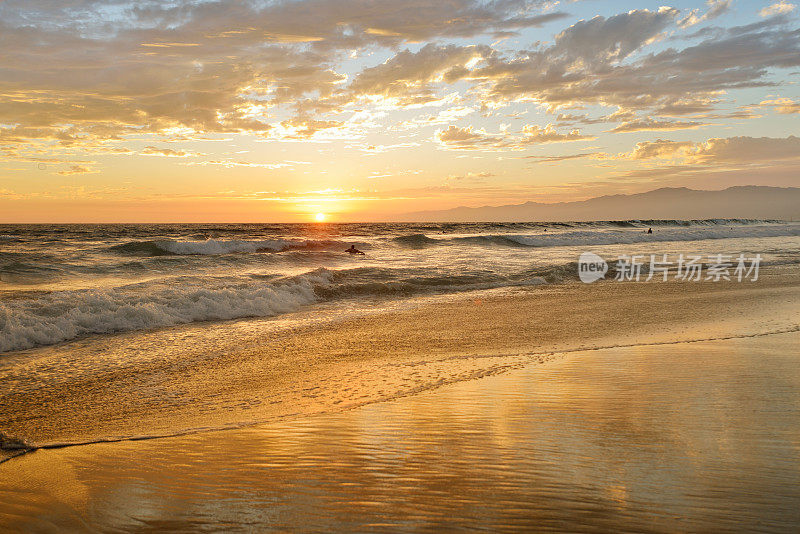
[2,265,799,458]
[2,331,799,532]
[2,326,797,464]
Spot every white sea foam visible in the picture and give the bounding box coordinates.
[0,271,331,353]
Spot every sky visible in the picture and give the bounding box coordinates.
[0,0,799,222]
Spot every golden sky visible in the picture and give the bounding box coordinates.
[1,0,799,222]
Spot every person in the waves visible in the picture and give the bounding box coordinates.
[345,244,365,255]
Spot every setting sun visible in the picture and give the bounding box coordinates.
[314,213,326,222]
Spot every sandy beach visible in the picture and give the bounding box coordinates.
[2,329,799,532]
[1,264,799,531]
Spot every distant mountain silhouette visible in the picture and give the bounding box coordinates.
[400,186,800,222]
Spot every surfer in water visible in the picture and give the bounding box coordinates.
[345,244,365,255]
[647,228,653,234]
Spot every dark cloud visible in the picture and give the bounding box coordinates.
[470,13,800,114]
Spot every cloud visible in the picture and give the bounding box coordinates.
[446,171,495,181]
[0,0,573,150]
[274,117,345,140]
[655,97,722,115]
[348,44,491,106]
[615,135,800,164]
[679,0,732,28]
[183,160,294,169]
[1,3,797,148]
[760,1,796,17]
[355,142,420,153]
[401,107,476,128]
[551,8,679,65]
[436,125,502,150]
[436,124,594,150]
[689,135,800,163]
[607,118,706,133]
[759,97,800,114]
[520,124,594,143]
[57,164,97,175]
[141,146,190,157]
[527,152,603,164]
[554,112,615,125]
[471,14,800,115]
[618,139,695,160]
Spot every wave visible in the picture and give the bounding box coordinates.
[111,238,349,256]
[392,234,439,248]
[0,431,35,452]
[0,263,559,353]
[565,218,778,228]
[503,225,800,247]
[110,240,177,256]
[393,233,536,249]
[0,271,330,353]
[393,225,800,249]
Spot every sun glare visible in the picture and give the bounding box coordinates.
[314,213,326,222]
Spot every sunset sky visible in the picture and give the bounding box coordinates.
[1,0,799,222]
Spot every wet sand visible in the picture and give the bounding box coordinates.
[2,332,799,532]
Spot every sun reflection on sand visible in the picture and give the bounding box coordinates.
[2,333,799,532]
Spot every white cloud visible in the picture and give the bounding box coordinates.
[760,1,796,17]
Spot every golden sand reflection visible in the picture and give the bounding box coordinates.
[2,333,800,531]
[1,267,799,531]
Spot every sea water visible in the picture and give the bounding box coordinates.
[1,220,798,353]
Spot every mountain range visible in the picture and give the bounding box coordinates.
[399,186,800,222]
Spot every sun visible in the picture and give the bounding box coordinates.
[314,213,326,222]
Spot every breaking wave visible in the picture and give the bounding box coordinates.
[111,238,348,256]
[0,271,329,353]
[392,234,439,248]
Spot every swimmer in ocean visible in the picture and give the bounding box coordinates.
[345,244,365,255]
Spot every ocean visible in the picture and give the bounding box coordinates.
[1,220,799,354]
